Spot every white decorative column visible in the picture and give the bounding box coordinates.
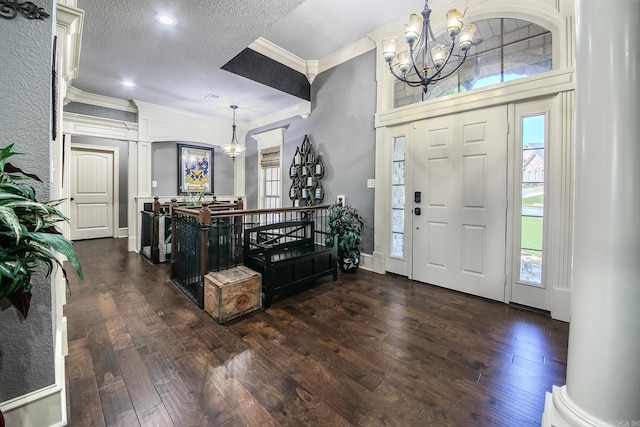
[543,0,640,426]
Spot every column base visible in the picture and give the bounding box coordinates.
[542,385,613,427]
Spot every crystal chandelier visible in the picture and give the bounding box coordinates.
[220,105,246,160]
[382,0,476,96]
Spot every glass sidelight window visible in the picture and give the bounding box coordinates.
[391,136,406,258]
[519,114,545,285]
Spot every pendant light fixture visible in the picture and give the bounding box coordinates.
[381,0,476,97]
[220,105,246,160]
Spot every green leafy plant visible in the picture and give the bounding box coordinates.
[326,203,363,273]
[0,144,82,318]
[179,189,214,206]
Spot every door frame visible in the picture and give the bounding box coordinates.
[506,97,555,311]
[69,143,119,239]
[384,124,414,277]
[253,128,285,210]
[375,71,575,320]
[410,106,509,302]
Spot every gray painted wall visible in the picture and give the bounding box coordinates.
[152,142,235,197]
[70,135,129,227]
[0,0,56,402]
[246,50,376,254]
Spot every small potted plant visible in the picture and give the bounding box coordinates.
[326,202,363,273]
[0,144,82,318]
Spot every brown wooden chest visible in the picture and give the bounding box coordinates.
[204,266,261,323]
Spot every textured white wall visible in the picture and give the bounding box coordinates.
[0,0,56,402]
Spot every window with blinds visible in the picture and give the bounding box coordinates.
[260,146,280,168]
[260,146,281,219]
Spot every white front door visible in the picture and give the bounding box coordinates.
[412,106,508,301]
[70,147,114,240]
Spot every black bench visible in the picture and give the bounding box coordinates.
[243,220,337,308]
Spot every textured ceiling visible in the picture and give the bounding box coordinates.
[74,0,307,121]
[263,0,420,60]
[72,0,464,121]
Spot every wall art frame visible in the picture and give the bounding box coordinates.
[177,144,214,195]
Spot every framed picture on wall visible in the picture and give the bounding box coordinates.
[177,144,213,194]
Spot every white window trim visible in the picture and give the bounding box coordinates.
[253,128,285,209]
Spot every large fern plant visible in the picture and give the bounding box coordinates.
[0,144,82,318]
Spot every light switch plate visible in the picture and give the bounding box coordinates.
[367,179,375,188]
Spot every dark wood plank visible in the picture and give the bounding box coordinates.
[86,313,123,390]
[98,380,140,427]
[136,343,178,385]
[66,340,105,427]
[155,378,206,426]
[65,238,569,427]
[114,345,162,415]
[137,403,174,427]
[200,361,281,427]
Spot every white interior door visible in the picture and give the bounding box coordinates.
[412,106,508,301]
[70,147,114,240]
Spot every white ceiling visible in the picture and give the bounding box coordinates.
[71,0,460,122]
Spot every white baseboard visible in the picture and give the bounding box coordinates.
[357,253,385,274]
[0,330,67,427]
[542,385,607,427]
[359,253,373,271]
[128,235,137,252]
[551,288,571,322]
[117,227,128,238]
[372,251,385,274]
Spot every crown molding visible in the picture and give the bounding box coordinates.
[317,36,376,74]
[63,112,139,141]
[253,127,286,150]
[248,101,310,130]
[251,36,376,84]
[56,3,83,81]
[132,99,218,120]
[65,86,138,113]
[249,37,307,75]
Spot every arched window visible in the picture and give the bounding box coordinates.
[394,18,552,107]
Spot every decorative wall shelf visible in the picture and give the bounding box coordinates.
[288,135,324,206]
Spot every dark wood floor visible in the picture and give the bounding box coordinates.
[64,238,568,427]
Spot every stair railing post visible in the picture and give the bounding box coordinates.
[169,198,178,279]
[151,196,161,263]
[233,197,244,266]
[198,202,212,307]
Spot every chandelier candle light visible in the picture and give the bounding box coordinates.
[382,0,476,96]
[220,105,246,160]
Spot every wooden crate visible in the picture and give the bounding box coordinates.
[204,266,261,323]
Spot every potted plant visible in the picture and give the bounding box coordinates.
[326,202,363,273]
[0,144,82,318]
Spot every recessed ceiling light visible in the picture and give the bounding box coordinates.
[121,80,136,87]
[155,13,177,26]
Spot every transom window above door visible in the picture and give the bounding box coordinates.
[394,18,552,107]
